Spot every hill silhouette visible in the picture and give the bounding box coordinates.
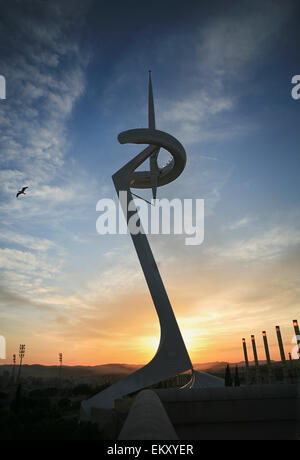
[0,362,232,380]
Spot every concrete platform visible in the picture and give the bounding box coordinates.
[154,384,299,440]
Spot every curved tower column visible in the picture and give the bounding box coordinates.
[81,73,193,417]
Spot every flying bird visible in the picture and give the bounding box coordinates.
[16,186,28,198]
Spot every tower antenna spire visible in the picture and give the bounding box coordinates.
[148,70,155,130]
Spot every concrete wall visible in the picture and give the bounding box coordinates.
[118,390,178,440]
[154,384,299,440]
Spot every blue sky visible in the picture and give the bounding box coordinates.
[0,0,299,365]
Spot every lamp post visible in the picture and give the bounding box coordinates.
[251,335,260,384]
[262,331,271,365]
[276,326,288,382]
[276,326,286,363]
[262,331,273,383]
[242,338,249,385]
[11,353,16,384]
[17,344,25,384]
[242,338,250,384]
[242,338,249,368]
[58,352,63,386]
[251,335,259,367]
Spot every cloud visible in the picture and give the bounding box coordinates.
[0,1,99,235]
[0,248,60,277]
[153,1,293,146]
[196,0,293,77]
[0,285,54,312]
[30,184,83,202]
[207,226,300,262]
[161,92,233,124]
[228,216,256,230]
[0,231,55,251]
[158,91,237,145]
[0,1,89,193]
[0,3,101,353]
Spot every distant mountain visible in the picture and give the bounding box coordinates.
[193,362,230,372]
[89,364,142,374]
[0,363,142,380]
[193,360,276,373]
[0,361,251,380]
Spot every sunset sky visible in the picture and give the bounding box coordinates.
[0,0,299,367]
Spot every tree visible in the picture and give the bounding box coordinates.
[10,384,22,414]
[234,366,240,387]
[225,364,233,387]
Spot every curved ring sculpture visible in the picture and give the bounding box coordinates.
[118,128,186,189]
[81,73,193,417]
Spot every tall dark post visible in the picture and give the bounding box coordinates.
[276,326,286,363]
[242,338,250,384]
[293,320,300,358]
[242,338,249,368]
[59,352,63,386]
[262,331,273,383]
[262,331,271,365]
[17,344,25,384]
[251,335,259,366]
[251,335,260,384]
[11,354,16,384]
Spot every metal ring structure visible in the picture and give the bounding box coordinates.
[118,128,186,189]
